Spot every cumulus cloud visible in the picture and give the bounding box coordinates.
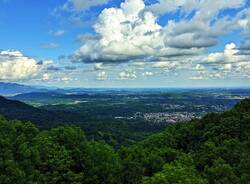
[196,42,250,80]
[50,0,250,84]
[193,64,206,71]
[152,61,180,71]
[118,70,137,80]
[204,43,247,63]
[142,71,154,77]
[41,60,54,65]
[74,0,198,63]
[94,63,104,70]
[189,76,205,80]
[234,61,250,72]
[61,77,75,82]
[71,0,249,64]
[42,73,50,81]
[73,0,166,63]
[96,71,108,81]
[0,50,40,80]
[38,73,78,83]
[148,0,245,18]
[162,1,248,50]
[0,50,60,82]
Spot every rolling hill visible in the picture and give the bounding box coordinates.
[0,95,82,128]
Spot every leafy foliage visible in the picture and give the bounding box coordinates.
[0,117,119,184]
[0,99,250,183]
[119,99,250,183]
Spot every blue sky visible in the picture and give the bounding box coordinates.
[0,0,250,88]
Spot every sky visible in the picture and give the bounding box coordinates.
[0,0,250,88]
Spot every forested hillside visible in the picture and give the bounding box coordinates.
[0,96,82,128]
[0,99,249,184]
[0,96,166,146]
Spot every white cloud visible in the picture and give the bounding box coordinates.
[209,73,224,79]
[148,0,245,18]
[94,63,104,70]
[42,73,50,81]
[194,64,205,71]
[49,30,66,36]
[133,62,145,66]
[196,42,250,80]
[61,77,73,82]
[152,61,179,70]
[119,70,137,80]
[194,0,245,22]
[235,61,250,72]
[223,64,232,71]
[189,76,205,80]
[42,60,54,65]
[204,43,247,63]
[57,0,250,83]
[96,71,108,81]
[73,0,166,62]
[72,0,249,64]
[157,0,247,51]
[152,62,171,68]
[0,50,40,80]
[238,19,249,29]
[0,50,23,57]
[142,71,154,77]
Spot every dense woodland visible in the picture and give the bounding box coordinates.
[0,99,250,183]
[0,96,167,147]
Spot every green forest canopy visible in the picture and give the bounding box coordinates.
[0,99,250,183]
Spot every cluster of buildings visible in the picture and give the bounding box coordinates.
[114,103,232,123]
[134,112,199,124]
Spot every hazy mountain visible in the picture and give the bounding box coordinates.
[10,92,66,100]
[0,82,48,96]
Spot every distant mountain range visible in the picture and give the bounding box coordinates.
[10,92,66,100]
[0,82,49,96]
[0,82,116,97]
